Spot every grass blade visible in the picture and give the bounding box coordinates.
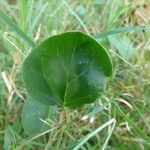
[30,2,48,32]
[15,126,58,150]
[113,102,150,144]
[19,0,27,32]
[72,118,116,150]
[130,101,150,132]
[61,0,89,34]
[94,25,150,39]
[102,119,116,150]
[0,9,36,48]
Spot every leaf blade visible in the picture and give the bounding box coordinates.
[23,32,112,108]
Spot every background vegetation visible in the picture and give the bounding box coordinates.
[0,0,150,149]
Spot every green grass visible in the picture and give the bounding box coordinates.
[0,0,150,149]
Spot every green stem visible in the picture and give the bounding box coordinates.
[64,106,69,124]
[54,126,65,150]
[53,107,69,150]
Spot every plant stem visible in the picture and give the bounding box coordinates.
[64,106,69,124]
[54,125,65,150]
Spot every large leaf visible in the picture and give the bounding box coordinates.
[22,32,112,108]
[21,100,54,135]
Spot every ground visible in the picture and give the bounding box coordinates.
[0,0,150,150]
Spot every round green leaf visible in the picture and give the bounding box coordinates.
[23,32,112,108]
[21,100,52,135]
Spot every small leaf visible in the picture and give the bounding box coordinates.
[108,35,135,60]
[23,32,112,108]
[21,100,54,135]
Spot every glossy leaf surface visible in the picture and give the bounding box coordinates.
[23,32,112,108]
